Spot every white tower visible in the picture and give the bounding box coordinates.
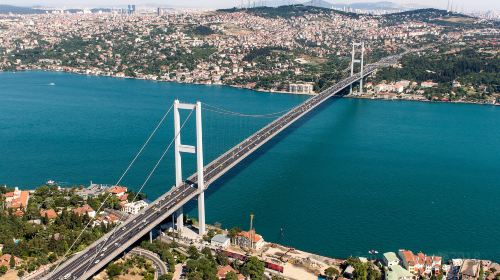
[173,100,206,236]
[350,42,365,95]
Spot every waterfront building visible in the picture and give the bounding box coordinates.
[289,83,315,94]
[76,182,110,200]
[108,185,127,197]
[384,252,400,267]
[459,259,481,280]
[344,265,355,278]
[4,187,30,210]
[122,200,148,215]
[211,234,231,249]
[385,265,416,280]
[421,81,438,88]
[398,249,442,275]
[235,230,264,250]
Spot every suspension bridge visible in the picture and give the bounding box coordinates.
[45,50,402,280]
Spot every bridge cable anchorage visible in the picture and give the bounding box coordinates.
[50,103,174,275]
[202,103,292,118]
[80,107,196,277]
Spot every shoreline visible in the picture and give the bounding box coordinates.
[1,68,315,97]
[3,68,498,107]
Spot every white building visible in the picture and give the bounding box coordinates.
[122,200,148,215]
[384,252,400,267]
[289,83,314,94]
[211,234,231,249]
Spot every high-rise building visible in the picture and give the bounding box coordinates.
[127,4,136,15]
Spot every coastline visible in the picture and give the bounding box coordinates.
[2,68,498,107]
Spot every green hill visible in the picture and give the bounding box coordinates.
[218,4,358,19]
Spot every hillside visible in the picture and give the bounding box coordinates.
[218,4,358,19]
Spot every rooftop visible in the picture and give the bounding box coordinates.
[384,252,400,264]
[386,265,414,280]
[211,234,230,244]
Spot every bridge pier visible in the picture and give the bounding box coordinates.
[176,208,183,232]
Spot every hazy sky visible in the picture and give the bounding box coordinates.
[3,0,498,12]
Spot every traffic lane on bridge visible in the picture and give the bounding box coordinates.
[51,185,196,279]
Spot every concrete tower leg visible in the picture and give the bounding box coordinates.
[176,208,183,232]
[171,100,205,237]
[360,42,365,95]
[173,99,184,233]
[350,42,355,95]
[196,102,205,236]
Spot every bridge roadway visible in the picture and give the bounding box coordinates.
[46,54,401,280]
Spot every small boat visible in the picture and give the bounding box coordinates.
[48,82,56,86]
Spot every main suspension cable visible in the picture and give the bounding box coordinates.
[81,107,195,276]
[202,102,291,118]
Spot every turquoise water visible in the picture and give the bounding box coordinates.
[1,71,499,261]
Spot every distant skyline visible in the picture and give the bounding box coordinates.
[2,0,498,12]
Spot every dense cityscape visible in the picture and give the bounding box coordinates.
[0,5,498,103]
[0,1,499,280]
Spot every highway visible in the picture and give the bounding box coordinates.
[45,54,401,280]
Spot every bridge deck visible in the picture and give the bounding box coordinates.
[46,55,400,280]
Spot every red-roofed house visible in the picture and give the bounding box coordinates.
[235,230,265,250]
[118,193,128,202]
[0,254,22,268]
[4,187,30,210]
[108,186,127,197]
[40,209,58,219]
[398,249,441,275]
[73,204,96,218]
[217,265,245,280]
[105,213,120,224]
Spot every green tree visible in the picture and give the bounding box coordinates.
[226,271,239,280]
[9,254,15,268]
[159,274,173,280]
[216,250,229,266]
[241,256,265,280]
[186,257,217,280]
[201,247,213,259]
[367,265,382,280]
[346,258,368,280]
[325,267,340,279]
[188,245,200,259]
[107,263,123,279]
[0,266,7,276]
[17,269,25,277]
[228,227,242,241]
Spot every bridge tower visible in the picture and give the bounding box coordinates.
[350,41,365,95]
[173,100,206,236]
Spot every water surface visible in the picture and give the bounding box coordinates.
[1,71,499,261]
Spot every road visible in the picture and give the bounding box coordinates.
[46,54,402,280]
[129,247,168,277]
